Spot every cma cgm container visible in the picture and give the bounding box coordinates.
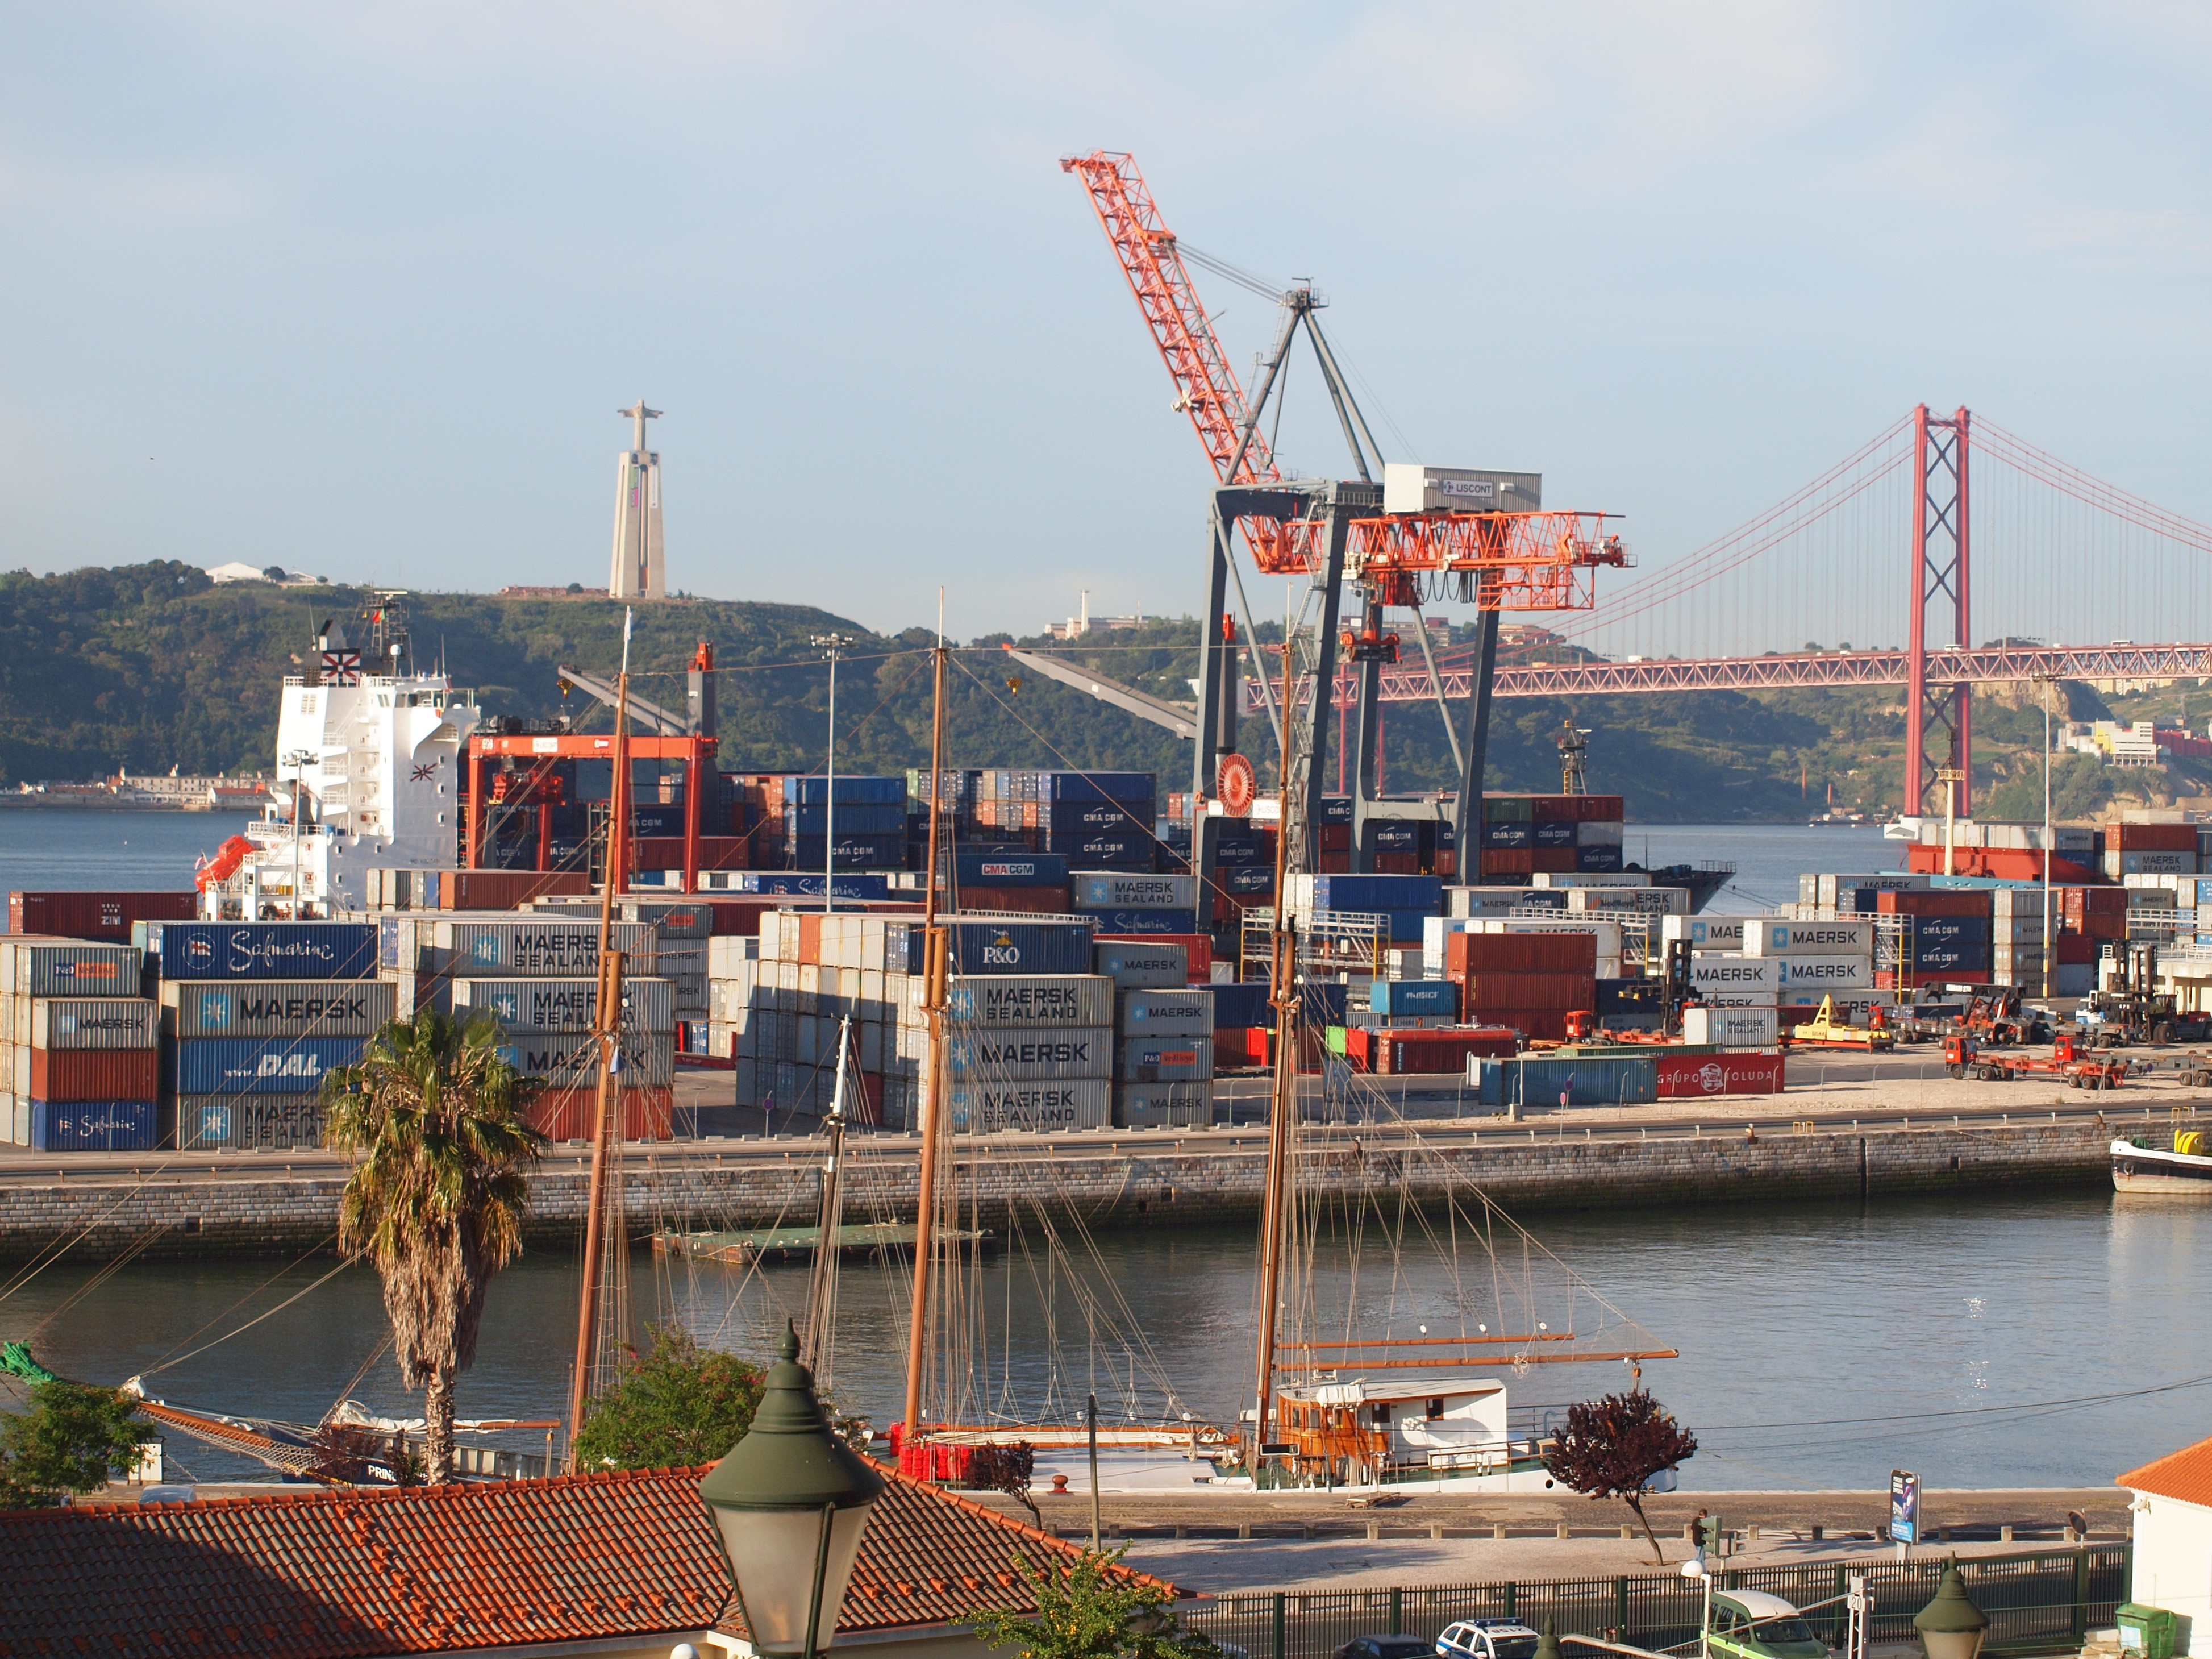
[9,891,195,942]
[172,1035,366,1094]
[451,976,676,1034]
[18,997,157,1050]
[0,939,141,997]
[155,922,377,983]
[31,1100,155,1153]
[161,979,397,1039]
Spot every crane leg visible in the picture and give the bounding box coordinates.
[1349,591,1384,874]
[1456,609,1501,883]
[1302,510,1353,877]
[1190,506,1233,933]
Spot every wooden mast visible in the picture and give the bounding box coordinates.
[1250,631,1298,1469]
[568,609,633,1456]
[901,594,950,1451]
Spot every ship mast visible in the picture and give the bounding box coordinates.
[1250,632,1299,1469]
[902,592,951,1449]
[568,608,634,1455]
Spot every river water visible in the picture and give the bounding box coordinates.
[9,813,2188,1496]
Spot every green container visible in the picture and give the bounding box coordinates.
[1483,795,1534,823]
[1324,1025,1348,1055]
[2118,1604,2177,1659]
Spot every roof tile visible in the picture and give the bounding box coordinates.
[2118,1435,2212,1509]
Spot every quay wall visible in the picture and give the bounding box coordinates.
[0,1121,2111,1261]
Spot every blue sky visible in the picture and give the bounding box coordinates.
[4,3,2209,642]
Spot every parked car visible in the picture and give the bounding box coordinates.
[1703,1591,1828,1659]
[1335,1639,1442,1659]
[1438,1620,1543,1659]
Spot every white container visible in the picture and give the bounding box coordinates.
[1565,886,1689,916]
[1772,955,1874,991]
[1092,941,1186,989]
[1682,1005,1779,1049]
[945,1028,1113,1080]
[1448,886,1569,918]
[452,976,676,1034]
[1465,918,1624,958]
[1689,953,1776,995]
[1115,989,1214,1038]
[1744,920,1873,958]
[1072,872,1196,911]
[1815,873,1928,905]
[22,997,159,1050]
[1660,914,1750,951]
[1113,1081,1213,1129]
[1531,871,1647,888]
[940,975,1115,1028]
[945,1078,1112,1133]
[2109,851,2197,877]
[1574,820,1626,847]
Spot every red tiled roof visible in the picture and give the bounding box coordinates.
[2119,1435,2212,1509]
[0,1457,1178,1657]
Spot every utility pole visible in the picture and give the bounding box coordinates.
[2039,677,2054,1000]
[902,592,949,1456]
[812,634,854,912]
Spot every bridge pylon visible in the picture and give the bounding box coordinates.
[1907,405,1972,817]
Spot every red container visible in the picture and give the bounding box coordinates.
[1373,853,1420,874]
[1099,932,1212,982]
[1449,932,1597,977]
[1435,850,1456,879]
[2056,933,2094,964]
[1487,1008,1570,1042]
[631,835,753,871]
[1482,849,1535,876]
[1903,846,2099,883]
[1574,795,1625,822]
[1318,851,1352,873]
[439,870,591,910]
[1214,1028,1257,1071]
[2061,886,2128,920]
[1372,1027,1518,1074]
[1655,1052,1785,1097]
[1534,796,1580,820]
[1463,971,1595,1011]
[2109,822,2198,853]
[526,1086,674,1142]
[1318,825,1352,853]
[1876,889,1991,917]
[28,1049,159,1102]
[7,891,195,942]
[1530,847,1578,873]
[955,885,1070,914]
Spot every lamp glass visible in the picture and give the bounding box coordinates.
[1921,1633,1985,1659]
[713,1502,871,1655]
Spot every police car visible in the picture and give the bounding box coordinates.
[1436,1620,1542,1659]
[1702,1591,1827,1659]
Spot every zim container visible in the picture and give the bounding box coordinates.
[31,1099,155,1153]
[161,979,397,1040]
[8,891,195,942]
[155,922,376,983]
[0,939,141,997]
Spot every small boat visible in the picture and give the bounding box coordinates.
[2112,1130,2212,1195]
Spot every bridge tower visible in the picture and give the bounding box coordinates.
[1906,405,1971,817]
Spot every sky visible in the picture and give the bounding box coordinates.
[4,3,2211,645]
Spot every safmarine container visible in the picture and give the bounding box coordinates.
[175,1094,324,1151]
[1,939,141,997]
[452,976,676,1033]
[31,1100,155,1153]
[1093,941,1186,989]
[945,1029,1113,1080]
[25,1049,159,1102]
[1114,989,1214,1038]
[945,1079,1111,1133]
[161,979,397,1039]
[1072,872,1195,910]
[725,872,893,900]
[156,922,376,983]
[173,1036,365,1094]
[24,998,157,1050]
[1078,909,1189,936]
[941,976,1114,1028]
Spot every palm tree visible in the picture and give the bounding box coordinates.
[323,1010,544,1485]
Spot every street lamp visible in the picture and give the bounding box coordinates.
[811,634,855,915]
[699,1321,884,1659]
[1912,1562,1989,1659]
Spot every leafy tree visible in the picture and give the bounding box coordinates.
[967,1546,1199,1659]
[0,1381,156,1505]
[572,1326,766,1471]
[323,1011,543,1484]
[967,1439,1040,1527]
[1542,1388,1698,1564]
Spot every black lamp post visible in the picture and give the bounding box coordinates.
[1913,1562,1989,1659]
[699,1321,885,1659]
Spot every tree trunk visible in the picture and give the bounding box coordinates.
[1626,1493,1665,1565]
[424,1370,456,1486]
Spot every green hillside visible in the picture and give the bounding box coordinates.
[2,562,2204,822]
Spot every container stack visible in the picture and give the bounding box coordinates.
[2104,821,2198,881]
[1873,889,1993,988]
[379,913,652,1021]
[1072,870,1194,937]
[941,974,1118,1133]
[1110,979,1213,1127]
[1745,917,1875,1006]
[1282,873,1442,946]
[705,935,760,1067]
[1,938,157,1150]
[1990,887,2049,989]
[1476,793,1625,883]
[780,776,908,873]
[449,972,675,1142]
[1446,930,1596,1041]
[156,920,381,1152]
[965,771,1157,870]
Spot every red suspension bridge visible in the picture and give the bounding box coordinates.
[1245,406,2212,815]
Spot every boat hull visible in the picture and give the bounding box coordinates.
[2111,1138,2212,1195]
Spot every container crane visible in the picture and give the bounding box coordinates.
[1061,150,1627,899]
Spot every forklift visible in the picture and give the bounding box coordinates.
[2077,944,2212,1048]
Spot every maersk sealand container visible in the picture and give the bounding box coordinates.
[155,922,377,983]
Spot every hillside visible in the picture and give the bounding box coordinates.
[2,563,2205,822]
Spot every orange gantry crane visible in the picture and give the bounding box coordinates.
[1060,149,1627,885]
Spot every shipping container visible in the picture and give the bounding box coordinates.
[23,997,157,1050]
[1771,956,1874,989]
[437,870,592,911]
[1659,914,1750,951]
[156,921,376,983]
[1070,872,1195,910]
[174,1093,324,1151]
[1563,885,1691,917]
[1531,872,1652,890]
[953,886,1073,915]
[724,872,894,900]
[1682,1005,1780,1049]
[495,1032,677,1090]
[945,1028,1113,1080]
[1203,980,1271,1027]
[1092,941,1186,989]
[1,938,141,997]
[1095,932,1211,980]
[1475,1055,1655,1107]
[31,1099,155,1153]
[942,975,1115,1028]
[1744,920,1874,958]
[1112,1081,1212,1129]
[1688,954,1778,995]
[1459,971,1594,1011]
[946,1079,1111,1133]
[451,976,676,1033]
[1874,889,1990,918]
[1114,989,1215,1038]
[2109,822,2198,853]
[7,891,194,942]
[1114,1038,1214,1083]
[24,1047,159,1101]
[1368,1027,1517,1074]
[1655,1052,1785,1097]
[161,979,397,1040]
[1368,979,1461,1019]
[1447,931,1596,977]
[173,1035,365,1095]
[524,1085,674,1143]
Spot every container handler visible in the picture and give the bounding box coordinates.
[2077,945,2212,1047]
[1788,995,1896,1052]
[1945,1030,2128,1088]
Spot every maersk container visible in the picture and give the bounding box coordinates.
[175,1093,323,1151]
[1660,915,1748,951]
[173,1035,366,1094]
[452,976,676,1034]
[1689,954,1777,995]
[1368,979,1460,1019]
[1092,940,1186,989]
[940,919,1095,976]
[155,922,376,983]
[1,939,141,998]
[941,975,1114,1028]
[1310,874,1443,913]
[162,979,397,1040]
[1114,1037,1214,1083]
[945,1028,1113,1080]
[31,1099,155,1153]
[495,1032,676,1088]
[1112,1081,1213,1129]
[1772,955,1874,989]
[946,1079,1111,1133]
[436,920,650,978]
[1078,908,1189,937]
[1114,989,1215,1038]
[24,997,157,1050]
[1474,1055,1656,1108]
[1072,872,1196,911]
[1745,920,1874,958]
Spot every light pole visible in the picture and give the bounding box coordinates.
[283,749,316,920]
[1912,1562,1988,1659]
[811,634,854,914]
[699,1321,883,1659]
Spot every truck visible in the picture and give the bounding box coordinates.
[1894,984,2052,1046]
[1945,1030,2128,1088]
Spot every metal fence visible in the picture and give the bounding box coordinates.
[1182,1548,2130,1659]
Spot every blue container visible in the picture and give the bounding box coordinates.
[785,834,908,871]
[2194,877,2212,909]
[1596,978,1664,1013]
[1205,981,1272,1027]
[1299,983,1350,1026]
[1212,838,1267,867]
[1310,874,1443,913]
[1043,772,1156,804]
[1532,820,1578,848]
[1576,845,1625,872]
[1909,914,1992,949]
[1370,979,1460,1018]
[1474,1055,1656,1108]
[1370,822,1420,853]
[1223,865,1276,896]
[1320,796,1355,824]
[155,922,378,983]
[784,776,908,805]
[955,850,1070,887]
[629,804,687,837]
[31,1100,157,1153]
[938,919,1097,976]
[1047,799,1154,834]
[1385,909,1431,944]
[1482,821,1533,849]
[1048,831,1153,867]
[1910,937,1992,973]
[174,1035,365,1093]
[728,873,891,900]
[1082,908,1190,935]
[784,803,907,835]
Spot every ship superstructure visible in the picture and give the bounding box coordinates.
[202,598,480,919]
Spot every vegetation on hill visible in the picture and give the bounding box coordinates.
[3,563,2207,822]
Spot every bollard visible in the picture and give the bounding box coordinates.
[2001,1525,2014,1541]
[1811,1525,1823,1541]
[1496,1523,1509,1540]
[1239,1522,1252,1540]
[1621,1524,1633,1539]
[1748,1524,1760,1542]
[1431,1523,1445,1540]
[1174,1524,1188,1540]
[1367,1520,1381,1541]
[1557,1523,1571,1539]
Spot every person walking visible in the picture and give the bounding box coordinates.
[1693,1507,1710,1569]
